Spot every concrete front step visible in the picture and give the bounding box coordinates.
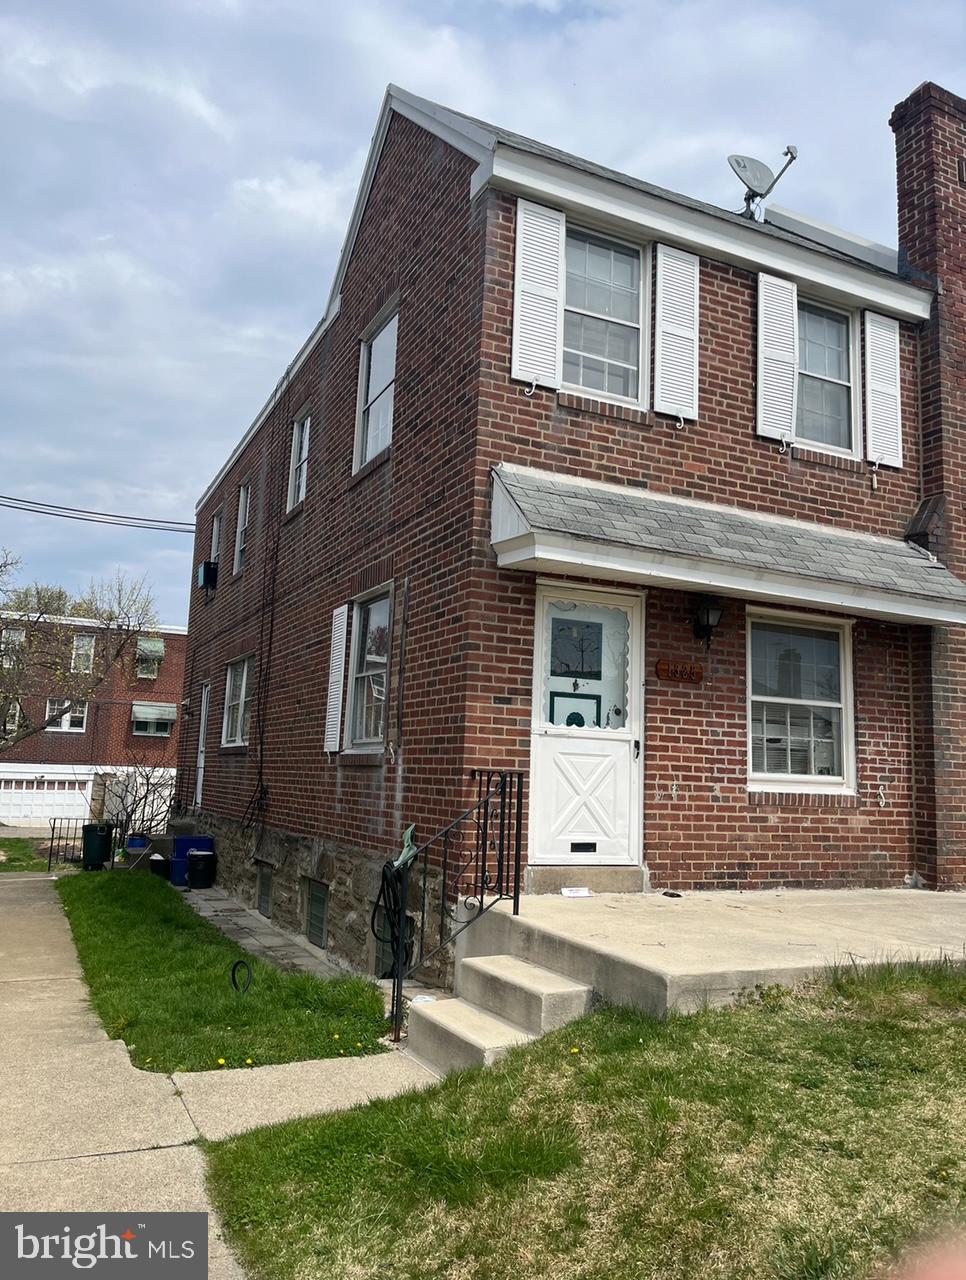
[458,954,593,1034]
[406,997,534,1074]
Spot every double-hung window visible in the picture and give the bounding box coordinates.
[796,302,854,452]
[46,698,87,733]
[748,614,853,791]
[1,700,21,740]
[233,483,250,574]
[1,627,25,669]
[347,593,390,748]
[563,230,641,401]
[70,634,95,675]
[222,657,252,747]
[358,313,397,466]
[288,414,310,510]
[210,510,222,564]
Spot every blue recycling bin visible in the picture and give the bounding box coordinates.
[171,835,214,888]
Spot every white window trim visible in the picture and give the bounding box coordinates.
[746,606,855,796]
[343,584,393,753]
[221,657,252,747]
[210,509,223,564]
[132,718,172,737]
[233,482,250,575]
[560,227,650,412]
[794,297,863,462]
[2,627,25,669]
[45,699,88,734]
[287,413,311,511]
[70,633,95,675]
[353,300,399,473]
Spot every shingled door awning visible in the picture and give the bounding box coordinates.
[490,463,966,626]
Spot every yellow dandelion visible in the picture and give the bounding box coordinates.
[245,1058,253,1065]
[333,1033,340,1040]
[217,1058,226,1066]
[570,1047,580,1055]
[355,1042,363,1049]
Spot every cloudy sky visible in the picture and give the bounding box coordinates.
[1,0,963,624]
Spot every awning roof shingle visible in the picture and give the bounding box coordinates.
[491,465,966,626]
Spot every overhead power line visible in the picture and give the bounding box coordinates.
[0,494,195,534]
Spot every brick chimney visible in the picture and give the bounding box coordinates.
[892,82,966,887]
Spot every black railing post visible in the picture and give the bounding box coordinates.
[513,772,523,915]
[391,858,411,1044]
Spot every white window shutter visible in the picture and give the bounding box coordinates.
[511,199,565,389]
[653,244,700,419]
[324,604,349,752]
[864,312,903,468]
[757,273,799,440]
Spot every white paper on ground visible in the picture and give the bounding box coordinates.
[560,887,593,897]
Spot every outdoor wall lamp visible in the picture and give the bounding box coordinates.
[692,595,724,649]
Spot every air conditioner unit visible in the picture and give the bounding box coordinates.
[197,561,218,590]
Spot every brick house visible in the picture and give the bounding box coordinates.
[0,617,186,824]
[178,80,966,975]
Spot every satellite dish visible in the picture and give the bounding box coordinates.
[728,155,775,198]
[728,147,798,219]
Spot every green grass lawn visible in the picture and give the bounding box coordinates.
[57,872,387,1072]
[0,836,49,873]
[206,962,966,1280]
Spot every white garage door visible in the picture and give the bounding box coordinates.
[0,776,93,824]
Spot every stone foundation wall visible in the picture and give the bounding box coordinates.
[195,811,451,983]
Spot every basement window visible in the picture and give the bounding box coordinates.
[257,863,272,918]
[305,879,329,948]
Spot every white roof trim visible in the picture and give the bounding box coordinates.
[485,148,931,322]
[0,612,186,634]
[492,528,966,626]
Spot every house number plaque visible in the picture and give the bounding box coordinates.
[655,659,704,684]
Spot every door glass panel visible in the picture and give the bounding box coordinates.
[542,600,629,729]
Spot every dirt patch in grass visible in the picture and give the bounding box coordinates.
[0,837,50,873]
[206,962,966,1280]
[57,872,387,1071]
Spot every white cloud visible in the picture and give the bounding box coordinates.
[230,154,364,236]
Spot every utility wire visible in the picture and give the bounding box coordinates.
[0,494,194,533]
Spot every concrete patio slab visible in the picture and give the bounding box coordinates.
[173,1051,438,1141]
[463,888,966,1015]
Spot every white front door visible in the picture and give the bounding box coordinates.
[195,682,210,807]
[529,586,643,865]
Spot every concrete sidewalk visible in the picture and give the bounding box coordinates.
[0,877,243,1279]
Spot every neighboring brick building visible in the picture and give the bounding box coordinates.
[178,81,966,974]
[0,617,186,824]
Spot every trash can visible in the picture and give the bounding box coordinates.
[187,849,217,890]
[172,835,213,888]
[149,853,170,880]
[82,822,113,872]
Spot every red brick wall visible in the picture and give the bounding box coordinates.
[4,626,185,770]
[892,83,966,887]
[179,114,489,858]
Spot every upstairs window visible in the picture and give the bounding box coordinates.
[1,699,21,740]
[233,482,250,574]
[347,593,390,748]
[358,313,397,467]
[563,230,641,401]
[136,636,165,679]
[222,657,252,747]
[210,510,222,563]
[288,414,310,510]
[46,698,87,733]
[71,633,95,674]
[1,627,25,669]
[796,302,854,452]
[131,701,176,737]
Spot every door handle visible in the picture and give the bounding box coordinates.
[634,739,640,760]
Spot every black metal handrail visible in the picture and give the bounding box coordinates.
[373,769,524,1041]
